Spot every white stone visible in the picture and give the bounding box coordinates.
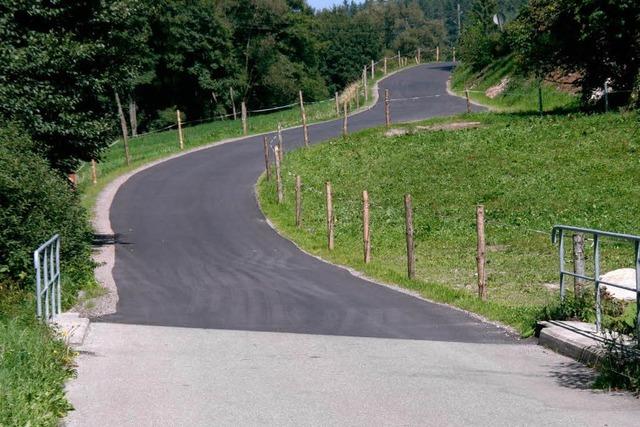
[600,268,638,301]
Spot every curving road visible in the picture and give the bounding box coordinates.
[101,63,503,341]
[67,64,640,426]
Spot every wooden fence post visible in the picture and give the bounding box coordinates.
[274,145,283,204]
[295,175,302,228]
[230,87,237,120]
[277,123,284,162]
[241,102,248,135]
[356,87,360,109]
[299,91,309,147]
[436,46,440,62]
[417,47,421,63]
[342,101,348,137]
[363,190,371,264]
[397,51,401,68]
[363,66,368,102]
[371,60,375,79]
[384,89,391,128]
[91,159,97,185]
[476,205,487,300]
[326,181,334,250]
[573,233,586,296]
[262,136,270,181]
[177,109,184,150]
[404,194,415,279]
[114,90,130,165]
[384,57,387,75]
[335,92,340,116]
[453,47,456,62]
[465,89,471,114]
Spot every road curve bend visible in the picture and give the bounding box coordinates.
[101,63,505,342]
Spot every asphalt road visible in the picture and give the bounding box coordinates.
[102,63,501,342]
[67,64,640,426]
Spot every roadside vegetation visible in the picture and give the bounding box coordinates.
[258,111,640,336]
[0,127,98,425]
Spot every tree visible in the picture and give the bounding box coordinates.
[510,0,640,105]
[0,1,151,172]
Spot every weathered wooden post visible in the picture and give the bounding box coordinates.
[573,233,586,296]
[342,101,348,137]
[91,159,97,185]
[230,87,237,120]
[371,60,375,79]
[465,89,471,114]
[476,204,487,300]
[114,90,130,165]
[295,175,302,228]
[274,145,283,204]
[453,47,456,62]
[335,92,340,116]
[326,181,334,250]
[363,66,368,102]
[241,101,248,135]
[277,123,284,162]
[404,194,415,279]
[176,109,184,150]
[436,46,440,62]
[384,57,388,75]
[363,190,371,264]
[397,51,401,68]
[417,47,421,64]
[384,89,391,128]
[262,135,270,181]
[299,91,309,147]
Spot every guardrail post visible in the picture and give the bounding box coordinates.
[558,229,565,301]
[572,233,586,296]
[594,234,601,333]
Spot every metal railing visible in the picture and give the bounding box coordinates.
[551,225,640,336]
[33,234,61,321]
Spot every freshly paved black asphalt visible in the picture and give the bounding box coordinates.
[102,63,512,342]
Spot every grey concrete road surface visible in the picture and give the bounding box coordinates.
[66,64,640,425]
[66,323,640,426]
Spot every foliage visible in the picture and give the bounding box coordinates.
[0,305,75,427]
[509,0,640,106]
[0,0,151,172]
[258,111,640,336]
[0,126,93,291]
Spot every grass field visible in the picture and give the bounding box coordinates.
[78,58,415,210]
[450,56,579,113]
[258,111,640,335]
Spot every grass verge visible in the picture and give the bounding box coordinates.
[257,111,640,337]
[450,55,579,113]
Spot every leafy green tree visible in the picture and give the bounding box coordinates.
[0,1,151,172]
[510,0,640,105]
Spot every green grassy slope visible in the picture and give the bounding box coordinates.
[258,111,640,335]
[450,56,579,112]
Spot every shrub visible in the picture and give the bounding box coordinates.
[0,126,93,293]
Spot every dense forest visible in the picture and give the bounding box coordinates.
[0,0,527,172]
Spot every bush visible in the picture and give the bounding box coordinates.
[0,126,93,293]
